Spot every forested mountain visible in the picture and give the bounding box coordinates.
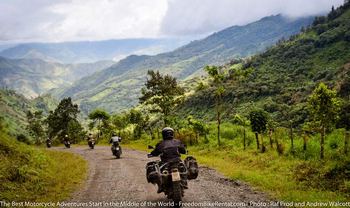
[0,88,57,136]
[179,2,350,126]
[0,38,191,63]
[55,15,314,114]
[0,57,114,98]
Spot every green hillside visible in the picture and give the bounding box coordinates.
[0,57,114,98]
[179,3,350,125]
[55,15,314,114]
[0,120,87,202]
[0,88,58,137]
[116,3,350,202]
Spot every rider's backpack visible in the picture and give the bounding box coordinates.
[184,156,199,180]
[146,161,160,184]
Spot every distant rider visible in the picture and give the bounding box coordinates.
[109,133,122,145]
[64,134,71,147]
[87,133,94,142]
[64,134,69,143]
[46,137,52,147]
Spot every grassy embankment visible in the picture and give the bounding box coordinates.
[0,133,88,203]
[123,122,350,203]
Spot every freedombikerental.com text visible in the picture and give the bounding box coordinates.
[1,200,350,207]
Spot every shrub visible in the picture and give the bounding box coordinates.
[16,134,31,145]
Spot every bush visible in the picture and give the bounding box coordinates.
[176,129,198,146]
[220,123,241,140]
[16,134,31,145]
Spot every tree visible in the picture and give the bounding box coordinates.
[0,116,5,132]
[308,83,340,159]
[205,65,225,146]
[128,109,150,139]
[232,114,250,150]
[249,109,268,151]
[187,116,209,143]
[111,114,128,130]
[67,120,86,144]
[267,119,277,149]
[280,104,299,153]
[89,109,111,140]
[46,97,80,141]
[27,110,45,144]
[139,70,184,125]
[337,101,350,154]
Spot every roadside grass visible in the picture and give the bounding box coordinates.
[0,133,88,202]
[123,123,350,203]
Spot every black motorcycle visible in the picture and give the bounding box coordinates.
[146,146,198,207]
[111,143,122,158]
[64,140,71,148]
[88,139,95,149]
[46,140,52,148]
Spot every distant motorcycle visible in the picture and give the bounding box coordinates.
[46,139,52,148]
[111,143,122,158]
[64,140,71,148]
[88,139,95,149]
[146,146,199,208]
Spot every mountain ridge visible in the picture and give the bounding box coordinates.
[55,14,314,114]
[0,57,115,98]
[0,38,193,64]
[177,3,350,125]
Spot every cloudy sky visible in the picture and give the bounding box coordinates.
[0,0,344,43]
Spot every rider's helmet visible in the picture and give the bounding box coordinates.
[112,132,117,137]
[65,134,68,138]
[89,133,92,136]
[162,127,174,140]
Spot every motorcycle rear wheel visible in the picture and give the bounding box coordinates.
[115,151,121,159]
[172,181,182,208]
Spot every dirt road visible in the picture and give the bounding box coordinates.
[56,146,275,208]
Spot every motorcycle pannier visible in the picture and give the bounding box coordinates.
[184,156,199,180]
[146,161,160,184]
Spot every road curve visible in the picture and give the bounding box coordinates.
[54,146,275,208]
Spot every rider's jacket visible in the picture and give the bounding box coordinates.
[150,139,186,163]
[88,136,94,142]
[110,136,121,145]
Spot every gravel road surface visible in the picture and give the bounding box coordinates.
[55,146,276,208]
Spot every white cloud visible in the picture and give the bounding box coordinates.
[0,0,64,42]
[0,0,167,42]
[160,0,344,36]
[0,0,345,43]
[47,0,167,41]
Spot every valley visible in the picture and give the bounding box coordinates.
[54,15,314,114]
[1,1,349,206]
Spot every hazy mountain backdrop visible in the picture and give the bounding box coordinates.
[0,38,193,63]
[53,14,314,114]
[0,57,115,98]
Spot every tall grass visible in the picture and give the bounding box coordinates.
[0,133,88,202]
[125,122,350,202]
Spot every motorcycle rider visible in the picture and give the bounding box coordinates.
[63,134,70,147]
[110,132,122,153]
[148,127,187,193]
[87,133,93,140]
[87,133,95,146]
[109,132,122,145]
[46,137,52,147]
